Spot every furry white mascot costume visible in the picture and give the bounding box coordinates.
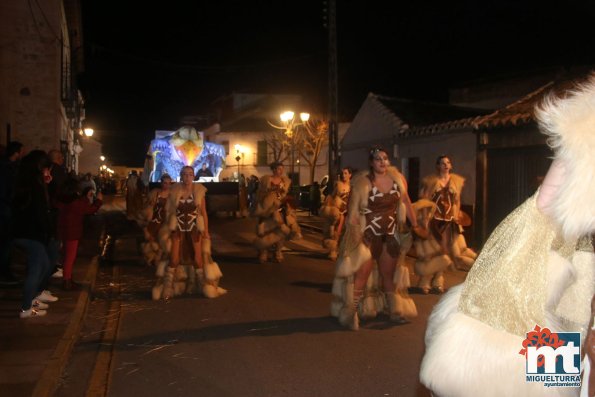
[152,182,226,300]
[330,166,417,330]
[420,76,595,397]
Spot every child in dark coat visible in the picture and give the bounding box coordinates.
[54,179,102,290]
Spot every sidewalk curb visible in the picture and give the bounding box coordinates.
[31,256,100,397]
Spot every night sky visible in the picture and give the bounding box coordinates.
[80,0,595,166]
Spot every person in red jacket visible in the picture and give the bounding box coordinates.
[55,179,103,290]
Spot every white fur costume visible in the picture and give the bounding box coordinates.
[252,174,302,263]
[419,174,476,268]
[152,182,226,300]
[330,166,417,330]
[319,180,350,260]
[420,76,595,397]
[140,188,170,267]
[411,199,453,293]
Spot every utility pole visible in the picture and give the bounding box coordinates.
[327,0,339,187]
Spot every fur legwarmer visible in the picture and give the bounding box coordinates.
[330,167,417,327]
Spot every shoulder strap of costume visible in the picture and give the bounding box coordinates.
[387,166,406,194]
[449,173,465,196]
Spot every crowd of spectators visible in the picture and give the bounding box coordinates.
[0,142,103,318]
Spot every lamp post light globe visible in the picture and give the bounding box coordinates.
[100,155,106,162]
[83,128,94,137]
[280,111,294,122]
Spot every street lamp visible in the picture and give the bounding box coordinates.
[234,144,244,182]
[83,128,94,137]
[279,111,309,185]
[100,155,106,162]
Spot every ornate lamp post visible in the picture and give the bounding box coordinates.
[278,111,309,185]
[234,144,244,182]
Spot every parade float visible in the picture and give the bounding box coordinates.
[146,126,226,183]
[145,126,238,212]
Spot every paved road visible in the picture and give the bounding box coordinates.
[56,197,467,397]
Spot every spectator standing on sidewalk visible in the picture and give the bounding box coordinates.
[54,178,103,290]
[238,173,248,217]
[309,181,321,216]
[125,170,143,220]
[12,150,59,318]
[79,173,96,201]
[0,141,24,285]
[246,175,259,210]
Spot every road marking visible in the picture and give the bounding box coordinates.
[31,257,100,397]
[86,265,122,397]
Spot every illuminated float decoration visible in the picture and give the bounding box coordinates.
[146,126,226,182]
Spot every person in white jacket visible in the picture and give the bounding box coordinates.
[420,75,595,397]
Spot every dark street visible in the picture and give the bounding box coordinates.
[54,196,465,397]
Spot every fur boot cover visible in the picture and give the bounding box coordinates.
[330,167,417,326]
[412,199,452,291]
[159,266,176,299]
[253,216,285,250]
[200,237,227,298]
[151,260,168,300]
[284,205,302,240]
[323,238,338,260]
[141,240,160,266]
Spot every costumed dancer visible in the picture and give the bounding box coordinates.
[252,161,302,263]
[413,156,477,294]
[420,76,595,397]
[330,147,424,330]
[141,174,172,267]
[152,166,226,300]
[320,166,353,261]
